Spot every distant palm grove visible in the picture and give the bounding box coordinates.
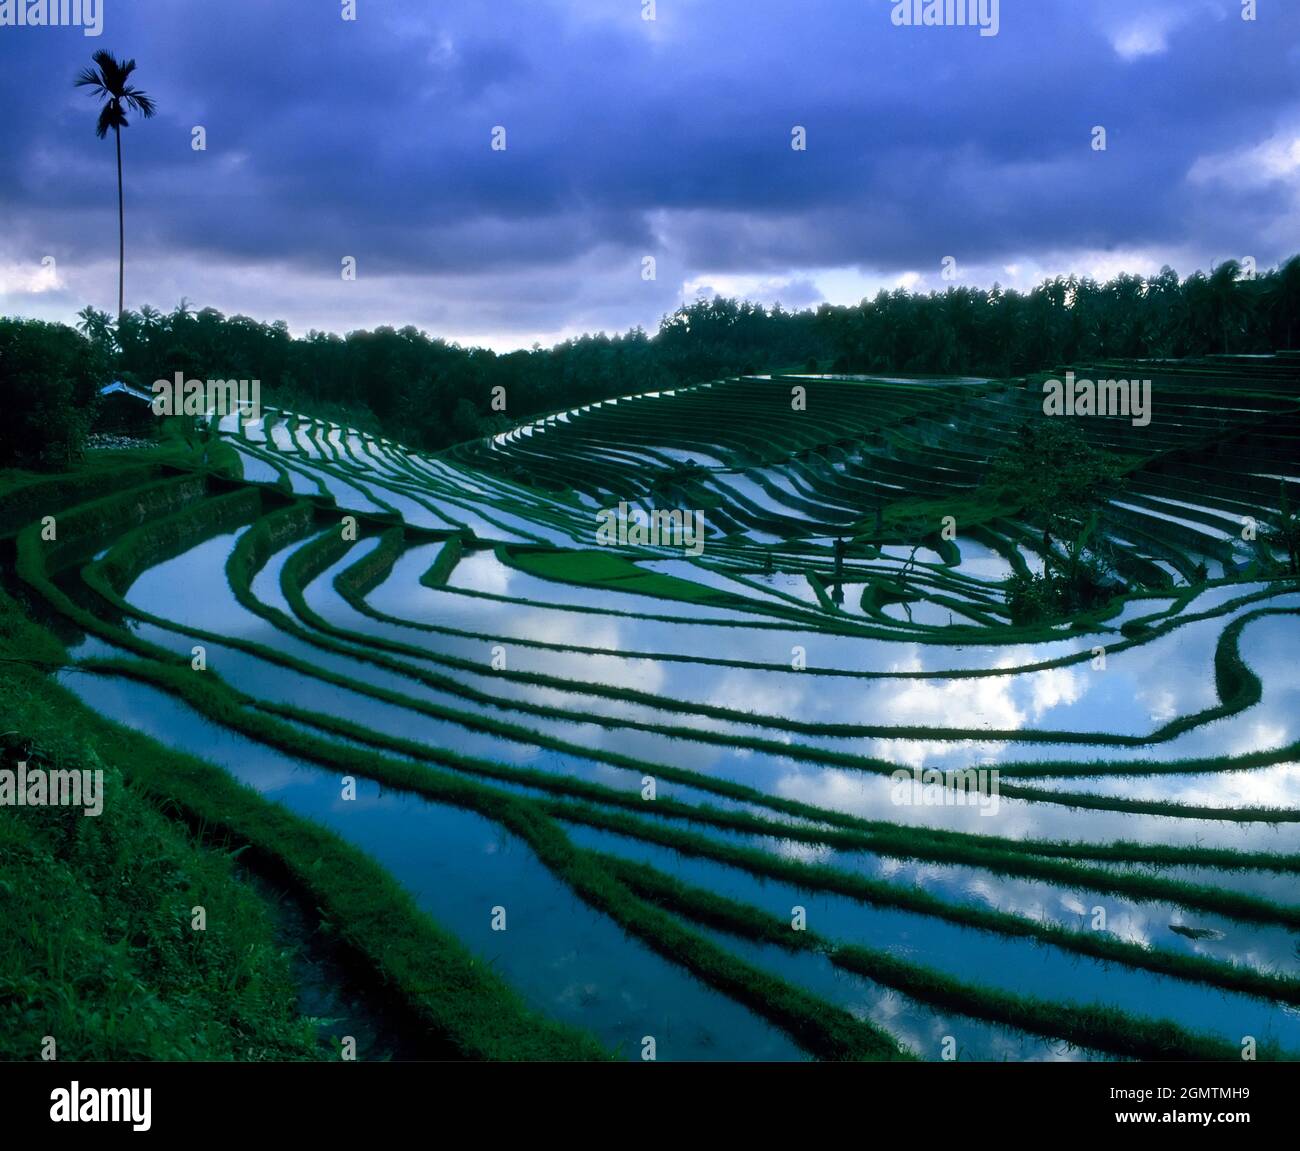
[3,256,1299,468]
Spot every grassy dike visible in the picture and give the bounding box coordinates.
[419,535,464,588]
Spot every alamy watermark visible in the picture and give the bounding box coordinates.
[596,501,705,556]
[50,1082,150,1131]
[890,766,1000,817]
[151,372,262,421]
[0,762,103,817]
[890,0,999,38]
[0,0,103,36]
[1041,370,1152,427]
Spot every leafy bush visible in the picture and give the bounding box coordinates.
[1007,552,1117,625]
[1006,571,1055,625]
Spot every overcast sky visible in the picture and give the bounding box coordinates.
[1,0,1298,350]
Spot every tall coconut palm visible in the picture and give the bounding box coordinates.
[74,51,156,319]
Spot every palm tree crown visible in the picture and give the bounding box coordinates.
[75,50,156,136]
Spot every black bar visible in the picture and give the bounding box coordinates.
[0,1058,1290,1137]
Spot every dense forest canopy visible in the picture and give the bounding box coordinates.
[3,256,1299,468]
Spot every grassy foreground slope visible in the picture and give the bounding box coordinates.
[0,596,320,1060]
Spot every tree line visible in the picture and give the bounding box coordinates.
[2,256,1297,469]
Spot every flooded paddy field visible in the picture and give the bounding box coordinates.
[9,362,1300,1061]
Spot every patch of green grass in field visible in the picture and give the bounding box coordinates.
[418,534,463,587]
[503,545,752,608]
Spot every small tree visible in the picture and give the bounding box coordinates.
[986,420,1125,620]
[987,420,1122,554]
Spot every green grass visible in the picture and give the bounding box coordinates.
[419,534,464,587]
[503,544,754,608]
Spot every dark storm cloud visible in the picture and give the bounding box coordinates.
[1,0,1298,345]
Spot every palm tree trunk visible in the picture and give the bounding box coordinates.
[115,123,124,319]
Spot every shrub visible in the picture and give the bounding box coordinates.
[1007,553,1117,625]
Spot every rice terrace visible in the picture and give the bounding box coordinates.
[6,350,1300,1066]
[2,1,1300,1122]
